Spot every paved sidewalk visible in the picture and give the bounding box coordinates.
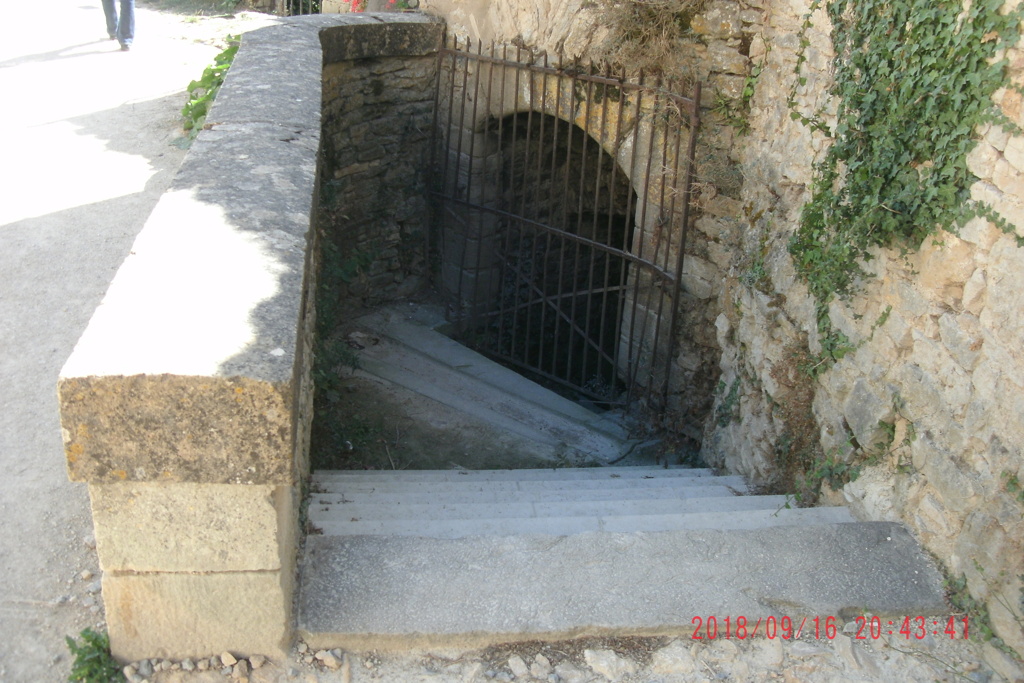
[0,3,275,679]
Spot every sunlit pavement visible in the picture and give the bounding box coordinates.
[0,4,275,679]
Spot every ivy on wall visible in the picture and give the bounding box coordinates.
[787,0,1024,361]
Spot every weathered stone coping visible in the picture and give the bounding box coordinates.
[57,13,443,660]
[60,13,443,486]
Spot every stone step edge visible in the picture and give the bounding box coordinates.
[310,474,749,493]
[308,485,749,505]
[307,494,794,522]
[297,522,947,651]
[356,351,631,462]
[371,308,630,440]
[311,466,717,481]
[308,506,858,538]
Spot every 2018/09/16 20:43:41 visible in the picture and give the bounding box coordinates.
[689,615,969,640]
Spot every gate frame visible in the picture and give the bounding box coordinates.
[431,36,702,409]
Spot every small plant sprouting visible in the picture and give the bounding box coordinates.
[181,35,241,138]
[1002,470,1024,505]
[66,628,121,683]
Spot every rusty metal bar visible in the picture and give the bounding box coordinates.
[566,69,595,386]
[494,255,618,368]
[494,42,512,361]
[642,77,677,398]
[552,52,576,379]
[435,197,677,279]
[537,50,560,382]
[662,81,702,400]
[433,42,701,408]
[451,37,473,329]
[437,47,699,113]
[465,37,487,329]
[507,44,526,363]
[607,62,630,393]
[519,56,539,367]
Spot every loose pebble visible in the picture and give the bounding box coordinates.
[250,654,266,669]
[221,651,238,667]
[507,654,529,678]
[137,660,153,677]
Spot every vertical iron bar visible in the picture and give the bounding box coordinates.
[627,72,660,402]
[606,63,630,400]
[634,75,666,405]
[538,52,559,381]
[427,27,447,286]
[451,38,473,330]
[662,82,702,402]
[531,56,550,375]
[569,67,596,389]
[519,56,538,369]
[507,45,525,363]
[644,78,676,397]
[654,78,687,400]
[440,37,460,321]
[589,63,612,394]
[494,42,512,360]
[552,52,575,379]
[621,71,645,405]
[465,39,486,328]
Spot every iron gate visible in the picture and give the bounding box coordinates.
[432,38,701,408]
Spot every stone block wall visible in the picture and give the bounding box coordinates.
[59,13,443,661]
[697,0,1024,655]
[319,52,437,310]
[422,0,1024,652]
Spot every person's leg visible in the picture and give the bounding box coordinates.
[101,0,118,39]
[117,0,135,48]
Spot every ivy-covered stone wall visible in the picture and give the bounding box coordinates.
[417,0,1024,656]
[701,0,1024,657]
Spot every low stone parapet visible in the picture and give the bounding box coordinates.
[58,13,442,661]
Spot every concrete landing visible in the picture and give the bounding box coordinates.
[345,305,634,464]
[298,522,948,650]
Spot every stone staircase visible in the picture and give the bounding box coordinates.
[297,305,947,650]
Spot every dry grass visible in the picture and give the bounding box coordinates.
[593,0,707,77]
[765,344,823,502]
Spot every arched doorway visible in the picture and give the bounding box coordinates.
[432,39,701,408]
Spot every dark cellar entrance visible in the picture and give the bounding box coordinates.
[484,112,637,404]
[432,39,702,409]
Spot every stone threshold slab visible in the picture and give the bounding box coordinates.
[298,521,947,650]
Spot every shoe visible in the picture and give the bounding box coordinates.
[108,33,116,40]
[120,43,131,51]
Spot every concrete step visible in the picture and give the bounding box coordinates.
[311,474,749,494]
[309,484,747,505]
[377,307,630,439]
[314,465,717,482]
[308,506,856,538]
[298,522,949,650]
[307,467,852,537]
[346,306,633,463]
[308,493,794,523]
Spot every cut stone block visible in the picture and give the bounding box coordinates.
[104,570,292,662]
[299,522,947,651]
[90,483,292,573]
[60,375,294,485]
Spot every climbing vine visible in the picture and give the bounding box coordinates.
[787,0,1024,359]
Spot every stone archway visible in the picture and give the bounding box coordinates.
[432,38,701,407]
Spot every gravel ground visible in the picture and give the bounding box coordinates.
[2,3,1023,683]
[131,629,1024,683]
